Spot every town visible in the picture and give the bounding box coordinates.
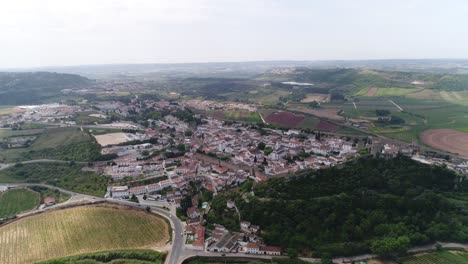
[4,97,467,259]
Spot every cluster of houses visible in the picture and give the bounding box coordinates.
[197,118,358,176]
[186,220,280,255]
[184,198,281,255]
[0,103,81,127]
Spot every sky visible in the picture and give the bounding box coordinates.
[1,0,468,68]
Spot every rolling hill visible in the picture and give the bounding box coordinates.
[0,72,93,105]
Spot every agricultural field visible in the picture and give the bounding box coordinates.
[0,108,17,115]
[0,205,170,264]
[322,96,468,143]
[0,163,109,196]
[420,129,468,157]
[204,110,261,123]
[263,110,305,127]
[0,128,45,139]
[68,111,109,125]
[400,250,468,264]
[244,87,291,105]
[300,93,330,103]
[38,249,166,264]
[0,127,102,163]
[355,87,421,97]
[0,188,40,218]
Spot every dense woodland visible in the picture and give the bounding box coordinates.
[208,156,468,258]
[0,72,92,105]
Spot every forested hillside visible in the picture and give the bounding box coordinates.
[0,72,92,105]
[208,156,468,258]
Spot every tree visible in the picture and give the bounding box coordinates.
[370,236,410,258]
[264,146,273,155]
[315,131,321,141]
[129,194,139,203]
[177,144,186,152]
[184,130,193,137]
[287,248,298,258]
[257,142,266,150]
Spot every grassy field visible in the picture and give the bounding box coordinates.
[37,249,166,264]
[400,250,468,264]
[354,87,421,97]
[0,127,102,163]
[205,110,262,123]
[0,128,45,139]
[0,188,40,218]
[0,163,109,196]
[0,205,170,264]
[224,110,262,123]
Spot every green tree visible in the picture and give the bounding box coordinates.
[129,194,139,203]
[177,144,186,152]
[184,130,193,137]
[370,236,410,258]
[257,142,266,150]
[264,146,273,155]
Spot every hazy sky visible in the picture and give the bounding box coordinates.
[1,0,468,68]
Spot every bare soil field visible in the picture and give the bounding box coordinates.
[265,111,305,127]
[317,120,338,132]
[420,129,468,157]
[290,107,345,121]
[300,93,330,103]
[367,87,379,96]
[94,132,130,146]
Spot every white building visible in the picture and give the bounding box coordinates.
[111,186,129,198]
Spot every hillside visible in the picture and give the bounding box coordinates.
[260,68,468,93]
[208,156,468,258]
[0,72,93,105]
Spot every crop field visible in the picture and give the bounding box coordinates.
[0,205,170,264]
[0,128,45,139]
[317,120,338,132]
[355,87,421,97]
[0,127,101,163]
[367,87,378,96]
[323,96,468,143]
[206,110,261,123]
[0,188,39,218]
[420,129,468,157]
[264,111,305,127]
[244,87,290,105]
[400,250,468,264]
